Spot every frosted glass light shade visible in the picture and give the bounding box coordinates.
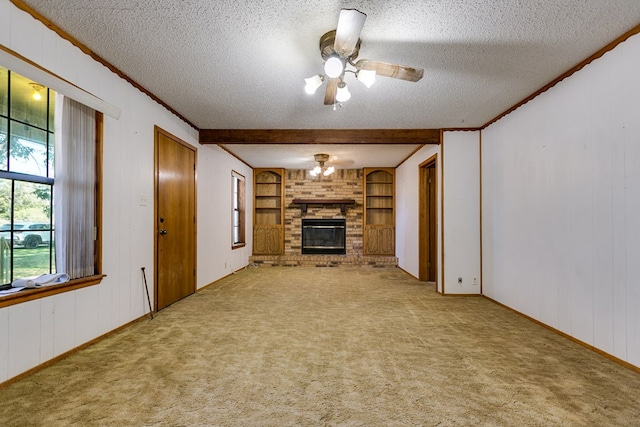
[335,83,351,102]
[357,69,376,88]
[324,56,345,78]
[304,75,323,94]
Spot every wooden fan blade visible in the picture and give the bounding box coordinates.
[324,78,339,105]
[334,9,366,57]
[356,60,424,82]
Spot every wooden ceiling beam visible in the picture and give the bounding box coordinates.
[199,129,441,145]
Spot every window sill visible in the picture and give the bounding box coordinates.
[0,274,106,309]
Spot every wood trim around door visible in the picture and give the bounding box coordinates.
[419,155,438,286]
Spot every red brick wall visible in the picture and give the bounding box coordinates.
[284,169,363,256]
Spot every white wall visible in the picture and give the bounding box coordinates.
[396,144,440,282]
[396,133,481,296]
[442,131,481,294]
[482,33,640,367]
[0,0,250,383]
[197,146,252,285]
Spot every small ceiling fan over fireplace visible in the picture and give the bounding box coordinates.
[310,153,335,177]
[304,8,424,106]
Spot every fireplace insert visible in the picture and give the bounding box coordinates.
[302,219,346,255]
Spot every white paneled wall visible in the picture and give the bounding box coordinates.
[396,144,440,281]
[397,134,481,296]
[482,32,640,367]
[442,131,481,294]
[197,144,253,281]
[0,0,250,383]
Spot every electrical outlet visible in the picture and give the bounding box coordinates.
[138,194,149,206]
[458,277,462,284]
[473,277,478,286]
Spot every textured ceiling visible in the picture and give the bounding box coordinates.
[17,0,640,168]
[220,144,423,170]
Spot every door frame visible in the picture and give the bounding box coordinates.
[154,126,197,311]
[418,155,438,286]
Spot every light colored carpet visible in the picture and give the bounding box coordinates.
[1,266,639,426]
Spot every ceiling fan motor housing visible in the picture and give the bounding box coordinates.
[319,30,360,62]
[314,153,330,164]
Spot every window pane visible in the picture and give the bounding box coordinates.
[10,72,48,128]
[0,178,11,231]
[48,90,55,130]
[13,180,52,225]
[48,132,55,178]
[12,241,54,278]
[0,118,7,171]
[12,180,53,278]
[0,66,7,117]
[10,124,48,176]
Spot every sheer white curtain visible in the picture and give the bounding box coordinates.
[54,95,96,278]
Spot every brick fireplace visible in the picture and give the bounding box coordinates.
[250,169,398,267]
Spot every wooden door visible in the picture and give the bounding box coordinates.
[155,127,196,311]
[419,157,437,282]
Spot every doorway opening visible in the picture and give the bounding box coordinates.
[419,156,438,284]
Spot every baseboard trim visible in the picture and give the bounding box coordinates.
[482,295,640,374]
[0,313,149,389]
[197,265,252,292]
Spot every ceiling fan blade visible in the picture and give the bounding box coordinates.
[324,78,339,105]
[356,60,424,82]
[334,9,366,57]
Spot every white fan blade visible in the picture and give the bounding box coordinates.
[334,9,366,57]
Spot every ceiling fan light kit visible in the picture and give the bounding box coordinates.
[324,55,345,78]
[305,8,424,106]
[335,81,351,102]
[309,153,335,177]
[304,75,324,94]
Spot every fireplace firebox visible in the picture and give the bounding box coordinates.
[302,219,346,254]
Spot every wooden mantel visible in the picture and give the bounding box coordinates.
[292,198,356,215]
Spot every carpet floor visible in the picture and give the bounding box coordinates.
[1,266,639,426]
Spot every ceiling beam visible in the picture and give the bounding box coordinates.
[199,129,441,145]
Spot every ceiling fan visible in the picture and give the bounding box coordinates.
[308,153,355,176]
[304,9,424,106]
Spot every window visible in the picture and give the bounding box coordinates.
[232,170,245,248]
[0,67,55,286]
[0,65,102,297]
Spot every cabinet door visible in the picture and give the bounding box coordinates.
[253,225,282,255]
[365,225,395,255]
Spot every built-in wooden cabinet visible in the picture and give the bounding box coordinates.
[253,168,284,255]
[364,168,395,255]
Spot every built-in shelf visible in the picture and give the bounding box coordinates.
[364,168,395,255]
[292,198,356,215]
[254,168,284,255]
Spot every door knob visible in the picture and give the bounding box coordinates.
[159,229,167,235]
